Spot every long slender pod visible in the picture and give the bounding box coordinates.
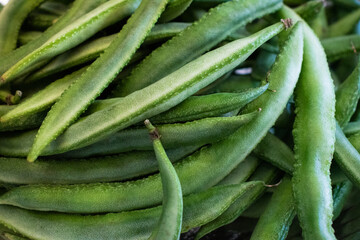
[0,21,303,213]
[145,120,182,240]
[26,0,170,162]
[113,0,283,96]
[26,23,285,160]
[328,9,360,37]
[0,146,199,185]
[322,35,360,62]
[0,0,108,76]
[0,0,46,54]
[0,183,262,240]
[1,0,142,83]
[250,176,296,240]
[279,6,337,240]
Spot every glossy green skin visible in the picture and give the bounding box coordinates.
[217,155,260,186]
[23,12,58,31]
[0,182,261,240]
[335,58,360,127]
[27,0,168,162]
[195,164,279,240]
[0,146,198,185]
[334,124,360,188]
[159,0,192,22]
[0,0,46,54]
[26,23,284,159]
[146,121,182,240]
[27,22,190,81]
[328,8,360,37]
[58,113,259,158]
[114,0,282,96]
[253,133,295,174]
[250,176,295,240]
[18,31,42,46]
[0,0,108,76]
[0,67,87,123]
[322,35,360,63]
[332,180,353,220]
[1,0,141,83]
[279,7,336,240]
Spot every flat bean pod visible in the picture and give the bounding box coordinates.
[0,182,262,240]
[0,146,198,185]
[1,0,142,83]
[26,23,284,159]
[0,0,46,54]
[250,176,295,240]
[145,120,183,240]
[279,7,337,240]
[113,0,283,96]
[0,0,108,76]
[322,35,360,62]
[328,8,360,37]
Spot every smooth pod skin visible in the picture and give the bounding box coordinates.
[195,164,279,240]
[1,0,142,83]
[250,176,296,240]
[0,182,261,240]
[0,0,108,76]
[113,0,283,96]
[27,0,169,162]
[146,120,182,240]
[328,8,360,37]
[25,23,285,159]
[322,35,360,63]
[0,146,199,185]
[0,0,46,54]
[253,133,295,174]
[27,22,190,82]
[279,7,337,240]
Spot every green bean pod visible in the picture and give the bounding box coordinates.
[344,121,360,135]
[26,23,284,160]
[195,164,279,240]
[38,1,68,16]
[23,12,58,31]
[113,0,283,96]
[159,0,193,22]
[279,7,337,240]
[0,0,108,76]
[145,120,182,240]
[0,0,46,54]
[0,182,262,240]
[293,0,324,24]
[0,146,198,185]
[1,0,142,83]
[332,181,353,220]
[17,31,42,46]
[322,35,360,63]
[26,22,190,82]
[250,176,295,240]
[328,9,360,37]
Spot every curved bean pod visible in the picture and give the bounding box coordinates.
[322,35,360,63]
[0,146,198,185]
[26,0,169,162]
[279,6,337,240]
[26,23,284,160]
[113,0,282,96]
[250,176,295,240]
[0,182,262,240]
[145,120,182,240]
[1,0,141,83]
[27,22,190,82]
[0,0,46,54]
[328,8,360,37]
[159,0,193,23]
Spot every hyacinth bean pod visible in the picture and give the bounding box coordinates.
[332,181,353,220]
[159,0,193,22]
[1,0,142,83]
[322,35,360,62]
[344,121,360,135]
[23,12,58,31]
[26,22,285,160]
[145,120,182,240]
[279,6,337,240]
[0,0,46,54]
[250,176,295,240]
[328,8,360,37]
[0,182,262,240]
[0,145,198,185]
[0,0,108,76]
[113,0,283,96]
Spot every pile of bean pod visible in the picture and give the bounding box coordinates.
[0,0,360,239]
